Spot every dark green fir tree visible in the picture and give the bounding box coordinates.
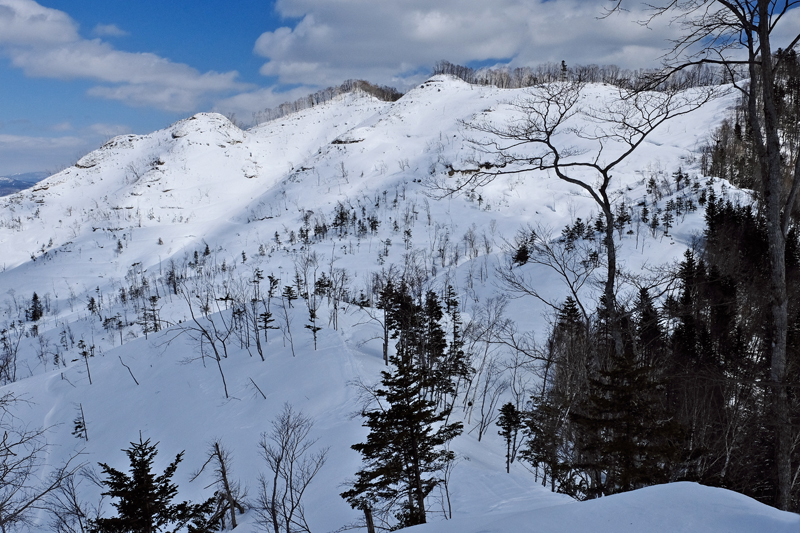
[571,346,683,498]
[497,402,523,473]
[89,437,217,533]
[29,292,43,322]
[341,347,462,528]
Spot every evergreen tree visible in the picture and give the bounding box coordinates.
[662,209,674,236]
[341,341,462,528]
[671,250,704,368]
[28,292,43,322]
[304,308,321,350]
[383,283,465,405]
[634,288,664,368]
[89,437,217,533]
[420,290,447,396]
[281,286,297,308]
[512,242,529,266]
[259,310,278,342]
[373,279,398,366]
[521,297,592,496]
[571,345,683,497]
[496,402,523,473]
[166,263,179,295]
[664,245,755,493]
[521,393,576,493]
[441,285,471,407]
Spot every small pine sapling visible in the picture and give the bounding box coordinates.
[72,403,88,441]
[304,308,321,350]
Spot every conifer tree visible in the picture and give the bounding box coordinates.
[375,279,397,365]
[341,335,462,527]
[28,292,43,322]
[281,286,297,308]
[259,310,278,342]
[521,393,574,493]
[420,290,447,397]
[521,296,589,494]
[89,437,217,533]
[304,308,321,350]
[571,345,682,497]
[497,402,523,473]
[441,285,471,407]
[634,288,664,368]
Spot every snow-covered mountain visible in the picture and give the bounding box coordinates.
[0,75,794,532]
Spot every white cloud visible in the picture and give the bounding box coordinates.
[0,122,132,175]
[254,0,682,89]
[0,0,77,46]
[92,23,128,37]
[772,8,800,51]
[0,0,246,112]
[0,133,83,149]
[87,84,221,113]
[88,122,130,137]
[50,121,72,131]
[0,133,88,174]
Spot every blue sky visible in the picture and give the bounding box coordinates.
[1,0,797,176]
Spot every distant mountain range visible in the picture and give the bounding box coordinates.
[0,171,48,196]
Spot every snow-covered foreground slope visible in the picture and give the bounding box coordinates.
[0,76,779,531]
[418,483,800,533]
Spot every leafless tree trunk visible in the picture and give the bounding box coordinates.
[474,358,508,442]
[363,508,375,533]
[191,440,245,529]
[168,281,234,398]
[0,321,25,385]
[280,292,296,358]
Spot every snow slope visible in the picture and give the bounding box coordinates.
[0,76,780,531]
[418,483,800,533]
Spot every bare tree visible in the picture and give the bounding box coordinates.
[279,289,296,358]
[0,393,83,530]
[456,80,714,357]
[166,280,235,398]
[473,357,508,442]
[0,321,25,385]
[498,223,599,322]
[256,404,328,533]
[46,473,103,533]
[192,441,246,530]
[353,267,400,365]
[608,0,800,511]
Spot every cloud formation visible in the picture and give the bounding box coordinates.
[0,120,132,175]
[254,0,680,89]
[92,23,128,37]
[0,132,87,174]
[0,0,245,112]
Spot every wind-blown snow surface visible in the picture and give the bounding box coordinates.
[0,75,786,531]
